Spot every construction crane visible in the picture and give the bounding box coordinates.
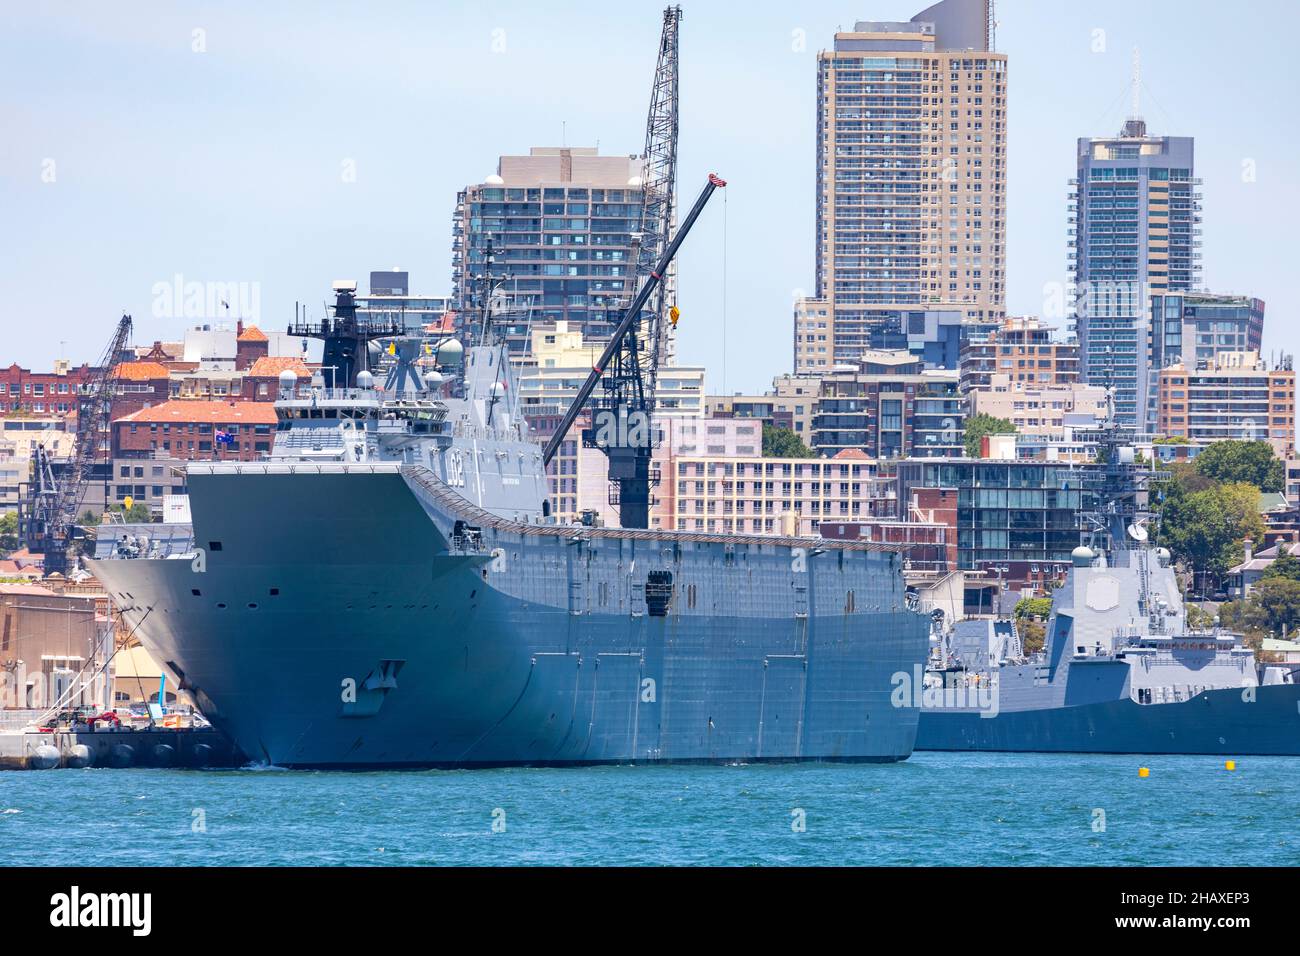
[554,5,682,530]
[635,4,682,400]
[28,314,133,576]
[543,173,725,528]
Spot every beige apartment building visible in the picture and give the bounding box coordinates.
[0,418,75,511]
[799,0,1007,372]
[967,374,1107,435]
[958,316,1079,391]
[1156,352,1295,455]
[517,321,704,418]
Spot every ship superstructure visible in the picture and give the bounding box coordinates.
[88,175,929,768]
[914,417,1300,755]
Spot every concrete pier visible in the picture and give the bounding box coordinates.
[0,727,245,770]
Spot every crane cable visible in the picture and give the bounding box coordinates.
[721,185,728,395]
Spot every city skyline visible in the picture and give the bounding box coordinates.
[3,0,1298,393]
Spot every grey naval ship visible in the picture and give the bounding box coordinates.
[90,281,928,767]
[913,423,1300,755]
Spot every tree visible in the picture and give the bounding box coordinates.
[1222,577,1300,635]
[1194,440,1285,493]
[1161,481,1266,596]
[79,509,102,527]
[1261,550,1300,583]
[762,424,815,459]
[1019,620,1046,656]
[1014,597,1052,620]
[963,412,1015,458]
[106,503,153,523]
[0,511,17,553]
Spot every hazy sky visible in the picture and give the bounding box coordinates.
[3,1,1297,393]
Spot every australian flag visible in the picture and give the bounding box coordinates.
[215,429,234,445]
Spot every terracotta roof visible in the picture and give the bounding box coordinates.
[247,356,312,378]
[237,325,269,342]
[832,448,871,460]
[117,400,278,425]
[424,312,457,334]
[115,361,170,382]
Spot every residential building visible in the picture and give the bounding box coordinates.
[896,456,1092,588]
[809,352,964,458]
[661,445,897,537]
[801,0,1007,371]
[452,147,648,357]
[1148,292,1265,429]
[0,418,74,511]
[356,271,455,334]
[1155,352,1295,455]
[0,361,96,416]
[1070,115,1201,428]
[516,321,704,418]
[959,316,1079,391]
[112,401,278,462]
[967,375,1107,435]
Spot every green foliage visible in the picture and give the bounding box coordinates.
[1019,620,1046,656]
[1014,596,1052,620]
[762,424,815,459]
[1193,440,1285,493]
[1160,481,1267,595]
[963,412,1015,458]
[1220,577,1300,635]
[1153,436,1192,445]
[1185,603,1216,631]
[0,511,18,553]
[1261,550,1300,583]
[108,503,153,523]
[78,509,102,527]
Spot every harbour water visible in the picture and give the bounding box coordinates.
[2,753,1297,866]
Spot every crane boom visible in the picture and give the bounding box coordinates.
[542,173,725,468]
[33,314,133,576]
[636,5,681,401]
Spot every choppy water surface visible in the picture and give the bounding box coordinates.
[2,752,1297,866]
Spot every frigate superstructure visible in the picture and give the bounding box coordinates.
[913,419,1300,755]
[88,279,929,768]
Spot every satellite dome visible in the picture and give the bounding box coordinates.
[489,382,506,399]
[278,368,298,385]
[485,174,505,185]
[437,339,464,365]
[1155,547,1172,566]
[1071,545,1094,568]
[627,176,643,187]
[356,370,375,389]
[423,369,445,388]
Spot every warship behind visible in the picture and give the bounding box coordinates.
[914,421,1300,755]
[87,281,930,768]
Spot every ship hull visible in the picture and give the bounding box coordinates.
[915,684,1300,755]
[91,464,928,768]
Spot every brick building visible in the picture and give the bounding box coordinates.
[112,401,278,461]
[112,361,172,418]
[0,361,97,416]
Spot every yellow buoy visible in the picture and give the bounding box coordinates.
[669,305,681,327]
[1225,760,1236,771]
[123,496,134,510]
[1138,767,1150,778]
